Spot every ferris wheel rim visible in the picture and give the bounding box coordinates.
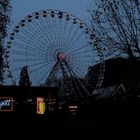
[4,9,105,94]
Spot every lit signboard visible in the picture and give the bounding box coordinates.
[37,97,46,114]
[0,97,13,111]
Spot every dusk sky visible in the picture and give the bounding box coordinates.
[11,0,93,26]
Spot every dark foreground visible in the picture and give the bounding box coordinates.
[0,99,140,138]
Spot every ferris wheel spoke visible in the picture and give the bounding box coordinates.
[74,58,98,65]
[29,60,54,69]
[46,17,59,46]
[62,21,73,48]
[69,43,93,55]
[66,31,86,52]
[50,15,62,48]
[64,26,80,49]
[25,18,55,53]
[44,16,58,48]
[38,16,58,48]
[55,17,62,47]
[13,63,51,84]
[8,50,47,58]
[28,61,56,79]
[11,41,48,56]
[11,60,49,72]
[71,50,96,57]
[42,15,59,47]
[36,69,52,86]
[47,15,60,44]
[59,17,64,48]
[70,58,94,64]
[61,17,69,48]
[15,29,40,47]
[70,62,87,75]
[14,34,49,54]
[70,59,91,74]
[18,27,49,50]
[9,58,47,63]
[68,61,84,74]
[28,20,56,52]
[19,28,39,43]
[26,61,56,83]
[62,21,72,47]
[71,50,95,56]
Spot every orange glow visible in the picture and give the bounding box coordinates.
[68,105,78,109]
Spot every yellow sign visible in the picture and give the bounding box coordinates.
[37,97,46,114]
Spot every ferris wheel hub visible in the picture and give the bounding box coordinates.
[57,52,67,61]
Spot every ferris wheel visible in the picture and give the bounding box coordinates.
[5,9,104,99]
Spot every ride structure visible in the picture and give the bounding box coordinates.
[4,9,105,103]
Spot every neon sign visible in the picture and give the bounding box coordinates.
[0,97,13,111]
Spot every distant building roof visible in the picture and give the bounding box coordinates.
[93,84,126,99]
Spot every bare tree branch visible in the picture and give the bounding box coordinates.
[0,0,12,84]
[88,0,140,60]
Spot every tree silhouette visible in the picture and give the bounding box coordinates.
[0,0,12,84]
[0,44,4,84]
[19,66,31,87]
[88,0,140,60]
